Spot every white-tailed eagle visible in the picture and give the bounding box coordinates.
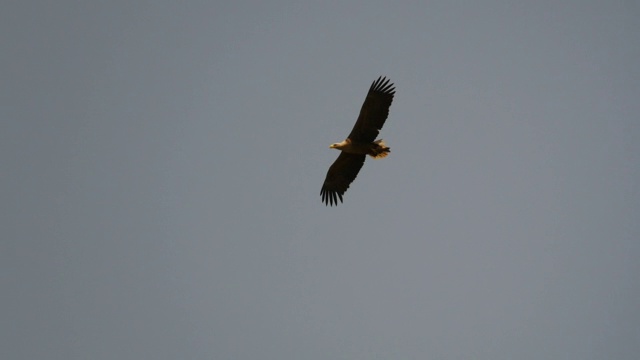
[320,76,395,206]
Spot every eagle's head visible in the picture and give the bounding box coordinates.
[329,139,350,150]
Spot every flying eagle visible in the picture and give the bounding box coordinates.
[320,76,395,206]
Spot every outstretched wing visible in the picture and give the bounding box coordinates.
[320,153,366,206]
[347,76,395,143]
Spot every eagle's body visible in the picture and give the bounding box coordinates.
[329,138,390,158]
[320,76,395,206]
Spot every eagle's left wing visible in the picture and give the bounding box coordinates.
[347,76,395,143]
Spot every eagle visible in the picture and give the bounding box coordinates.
[320,76,395,206]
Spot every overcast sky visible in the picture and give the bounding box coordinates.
[2,1,639,359]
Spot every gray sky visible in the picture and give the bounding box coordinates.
[2,1,639,359]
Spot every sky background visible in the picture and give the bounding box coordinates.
[2,1,639,359]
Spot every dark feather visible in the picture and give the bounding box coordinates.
[320,153,366,206]
[347,76,395,143]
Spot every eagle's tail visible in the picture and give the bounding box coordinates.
[369,139,390,159]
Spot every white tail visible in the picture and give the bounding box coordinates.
[370,139,390,159]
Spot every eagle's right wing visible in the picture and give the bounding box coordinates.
[320,152,366,206]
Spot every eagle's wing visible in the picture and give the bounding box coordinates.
[347,76,395,143]
[320,152,366,206]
